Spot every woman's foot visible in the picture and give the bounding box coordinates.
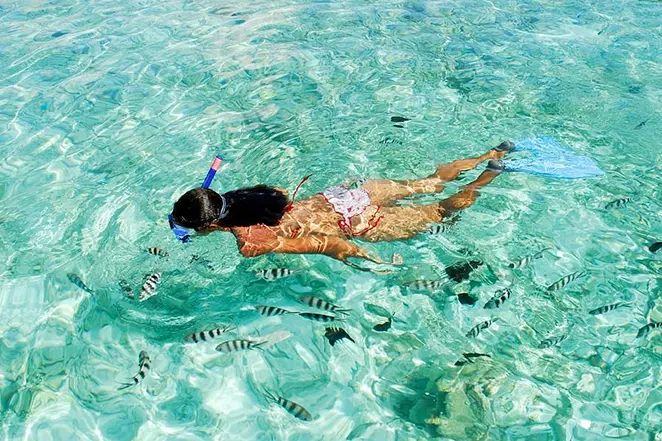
[491,141,515,159]
[486,159,506,172]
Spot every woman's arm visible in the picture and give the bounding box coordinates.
[239,233,382,263]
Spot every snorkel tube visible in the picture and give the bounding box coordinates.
[169,155,223,243]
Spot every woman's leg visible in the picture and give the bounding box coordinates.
[361,164,503,242]
[362,142,512,206]
[438,165,501,213]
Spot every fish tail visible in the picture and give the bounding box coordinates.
[262,388,279,404]
[116,381,135,391]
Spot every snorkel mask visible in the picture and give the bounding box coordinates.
[168,155,224,243]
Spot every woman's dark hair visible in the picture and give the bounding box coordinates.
[172,185,288,229]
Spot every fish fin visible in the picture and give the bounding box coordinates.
[262,388,279,404]
[116,382,135,391]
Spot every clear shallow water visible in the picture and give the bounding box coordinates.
[1,0,662,439]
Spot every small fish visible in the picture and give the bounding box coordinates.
[324,327,356,346]
[118,351,151,390]
[636,322,662,339]
[256,268,294,281]
[403,280,447,290]
[264,390,313,421]
[118,280,134,300]
[139,273,161,302]
[457,292,478,306]
[588,302,629,316]
[509,248,550,269]
[634,118,649,129]
[649,242,662,253]
[546,271,586,293]
[483,288,512,309]
[215,339,265,352]
[465,319,494,338]
[393,124,404,128]
[605,198,631,209]
[298,312,339,322]
[445,260,483,283]
[380,137,400,145]
[67,273,94,294]
[348,177,368,190]
[259,330,293,349]
[255,305,294,317]
[454,352,491,366]
[364,303,392,318]
[185,325,236,343]
[190,255,215,271]
[147,247,169,257]
[538,334,567,349]
[427,224,450,235]
[390,116,410,123]
[298,296,350,315]
[464,352,491,360]
[374,315,394,332]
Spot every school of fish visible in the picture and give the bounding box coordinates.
[73,189,657,428]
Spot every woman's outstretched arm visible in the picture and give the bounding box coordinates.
[239,233,383,264]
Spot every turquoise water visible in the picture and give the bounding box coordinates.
[1,0,662,439]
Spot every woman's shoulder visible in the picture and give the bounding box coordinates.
[232,225,279,257]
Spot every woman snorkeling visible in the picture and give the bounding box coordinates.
[171,142,515,265]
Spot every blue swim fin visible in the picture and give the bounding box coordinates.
[501,137,604,179]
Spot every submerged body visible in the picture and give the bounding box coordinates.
[172,143,513,264]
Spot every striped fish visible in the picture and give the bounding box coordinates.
[147,247,169,257]
[465,319,494,338]
[119,280,134,299]
[324,327,355,346]
[185,325,236,343]
[298,296,350,315]
[139,273,161,302]
[546,271,586,293]
[118,350,151,390]
[299,312,339,323]
[605,198,631,209]
[636,322,662,339]
[349,177,368,190]
[403,280,447,290]
[67,273,94,294]
[509,248,550,269]
[215,339,265,353]
[256,268,294,281]
[538,334,567,349]
[454,352,491,366]
[427,224,450,235]
[483,288,512,309]
[264,390,313,421]
[588,302,629,316]
[255,305,294,317]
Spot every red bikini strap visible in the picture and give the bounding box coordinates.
[285,174,313,212]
